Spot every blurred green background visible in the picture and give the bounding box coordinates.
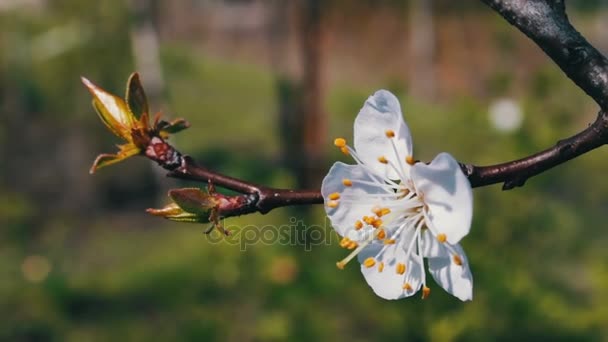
[2,0,608,341]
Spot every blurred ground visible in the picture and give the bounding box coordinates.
[2,0,608,341]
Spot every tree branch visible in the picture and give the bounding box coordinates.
[459,0,608,189]
[141,0,608,220]
[462,111,608,189]
[481,0,608,109]
[168,156,324,213]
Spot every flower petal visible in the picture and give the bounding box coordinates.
[357,244,422,300]
[321,162,391,240]
[353,90,413,180]
[410,152,473,244]
[428,244,473,301]
[82,76,135,140]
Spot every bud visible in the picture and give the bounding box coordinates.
[82,72,190,173]
[147,188,219,223]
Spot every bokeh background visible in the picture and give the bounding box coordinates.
[2,0,608,340]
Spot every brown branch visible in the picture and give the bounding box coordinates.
[462,111,608,189]
[142,0,608,220]
[168,156,324,213]
[481,0,608,109]
[461,0,608,189]
[144,141,324,218]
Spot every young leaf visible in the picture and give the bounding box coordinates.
[126,72,149,119]
[82,76,135,140]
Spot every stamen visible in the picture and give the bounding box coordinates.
[417,226,427,290]
[363,257,376,268]
[402,283,412,291]
[387,137,407,181]
[372,218,383,228]
[363,216,374,225]
[345,146,400,188]
[387,159,408,183]
[342,178,353,187]
[347,241,358,250]
[378,156,389,164]
[377,228,386,239]
[406,155,415,165]
[328,192,341,200]
[378,262,384,272]
[334,138,346,147]
[384,239,396,245]
[372,207,391,217]
[335,229,379,269]
[340,146,349,155]
[339,237,350,248]
[347,178,395,191]
[396,263,406,275]
[422,286,431,299]
[385,129,395,138]
[354,220,363,230]
[436,233,447,243]
[327,200,339,208]
[453,254,463,266]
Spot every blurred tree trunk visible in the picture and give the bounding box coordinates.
[128,0,172,204]
[270,0,328,190]
[298,0,328,189]
[409,0,436,99]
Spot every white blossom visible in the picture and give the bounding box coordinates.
[322,90,474,301]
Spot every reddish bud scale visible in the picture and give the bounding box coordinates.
[145,136,183,170]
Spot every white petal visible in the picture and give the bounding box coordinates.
[354,90,413,180]
[428,244,473,301]
[357,244,422,300]
[410,152,473,244]
[321,162,390,240]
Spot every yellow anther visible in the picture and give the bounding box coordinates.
[336,261,346,270]
[372,218,383,228]
[342,178,353,187]
[378,262,385,272]
[363,216,374,225]
[363,257,376,268]
[422,286,431,299]
[406,155,415,165]
[354,220,363,230]
[372,207,390,217]
[453,254,463,266]
[340,146,350,155]
[385,129,395,138]
[327,200,339,208]
[340,237,349,247]
[347,241,358,250]
[334,138,347,148]
[402,283,412,291]
[378,156,389,164]
[339,237,350,248]
[377,228,386,240]
[396,263,406,275]
[384,239,396,245]
[437,233,447,243]
[328,192,341,200]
